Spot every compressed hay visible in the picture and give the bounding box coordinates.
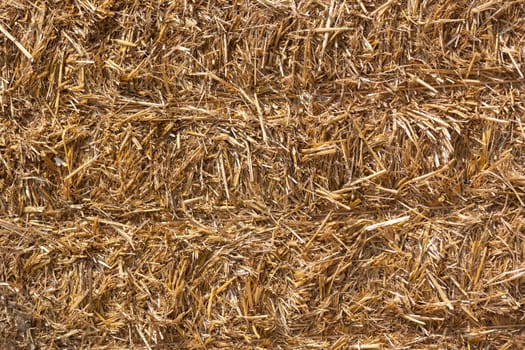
[1,0,525,349]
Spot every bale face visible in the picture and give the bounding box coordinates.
[1,0,524,348]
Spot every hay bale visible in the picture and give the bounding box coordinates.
[1,0,524,348]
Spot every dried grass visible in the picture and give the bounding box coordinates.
[1,0,525,348]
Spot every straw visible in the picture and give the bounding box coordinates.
[1,0,524,348]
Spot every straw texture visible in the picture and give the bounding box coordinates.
[1,0,524,348]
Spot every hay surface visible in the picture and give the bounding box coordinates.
[1,0,525,348]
